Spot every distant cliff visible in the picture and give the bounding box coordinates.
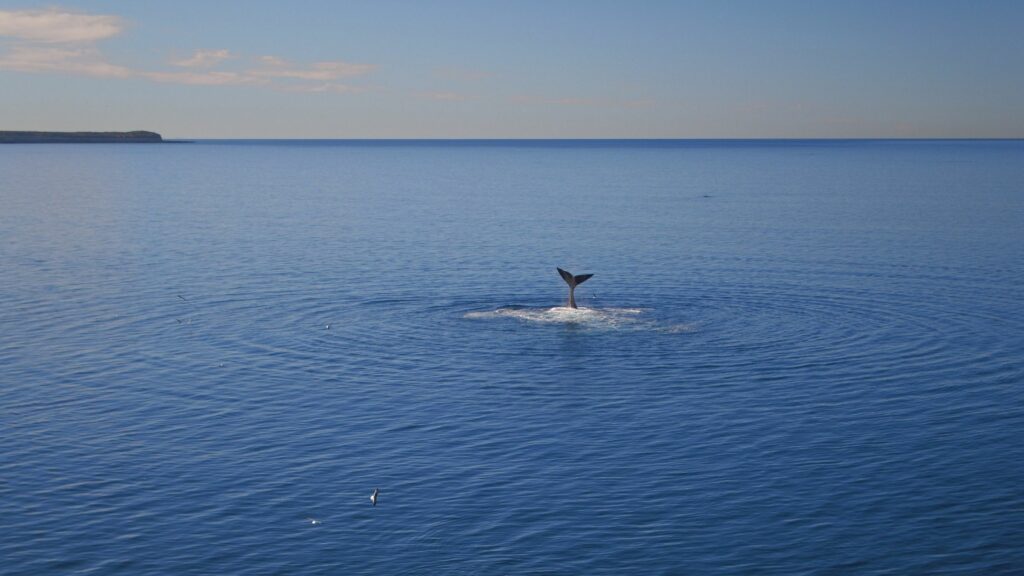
[0,131,164,143]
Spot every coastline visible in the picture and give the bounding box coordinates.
[0,131,168,144]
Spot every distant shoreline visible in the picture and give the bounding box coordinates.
[3,134,1020,145]
[0,131,187,144]
[185,137,1024,143]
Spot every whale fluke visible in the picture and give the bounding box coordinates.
[557,267,593,309]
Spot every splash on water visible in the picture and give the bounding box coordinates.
[466,306,641,325]
[464,306,697,333]
[657,323,699,334]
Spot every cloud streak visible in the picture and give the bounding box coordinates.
[0,8,375,93]
[172,49,233,68]
[251,58,376,80]
[0,45,131,77]
[0,8,123,43]
[143,70,265,86]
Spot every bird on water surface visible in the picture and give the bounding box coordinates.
[370,487,380,506]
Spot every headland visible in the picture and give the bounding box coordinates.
[0,131,165,143]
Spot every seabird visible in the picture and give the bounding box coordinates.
[370,487,379,506]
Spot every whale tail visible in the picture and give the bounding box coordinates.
[557,268,593,309]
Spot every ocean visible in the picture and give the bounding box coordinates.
[2,139,1022,574]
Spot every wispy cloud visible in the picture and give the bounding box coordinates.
[258,55,288,67]
[0,8,375,94]
[251,58,376,80]
[172,49,232,68]
[0,45,130,77]
[0,8,123,43]
[143,70,265,86]
[0,8,128,77]
[146,57,376,87]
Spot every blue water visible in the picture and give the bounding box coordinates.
[2,140,1022,574]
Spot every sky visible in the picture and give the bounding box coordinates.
[1,0,1022,138]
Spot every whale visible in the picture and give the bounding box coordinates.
[557,268,593,309]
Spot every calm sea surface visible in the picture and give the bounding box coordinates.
[2,140,1023,574]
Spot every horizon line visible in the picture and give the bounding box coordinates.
[169,137,1024,141]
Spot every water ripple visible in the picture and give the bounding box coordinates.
[3,141,1023,575]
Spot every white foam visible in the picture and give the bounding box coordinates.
[465,306,646,329]
[658,323,699,334]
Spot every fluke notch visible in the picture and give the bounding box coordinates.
[556,267,593,309]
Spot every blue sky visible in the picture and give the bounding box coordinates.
[1,1,1022,138]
